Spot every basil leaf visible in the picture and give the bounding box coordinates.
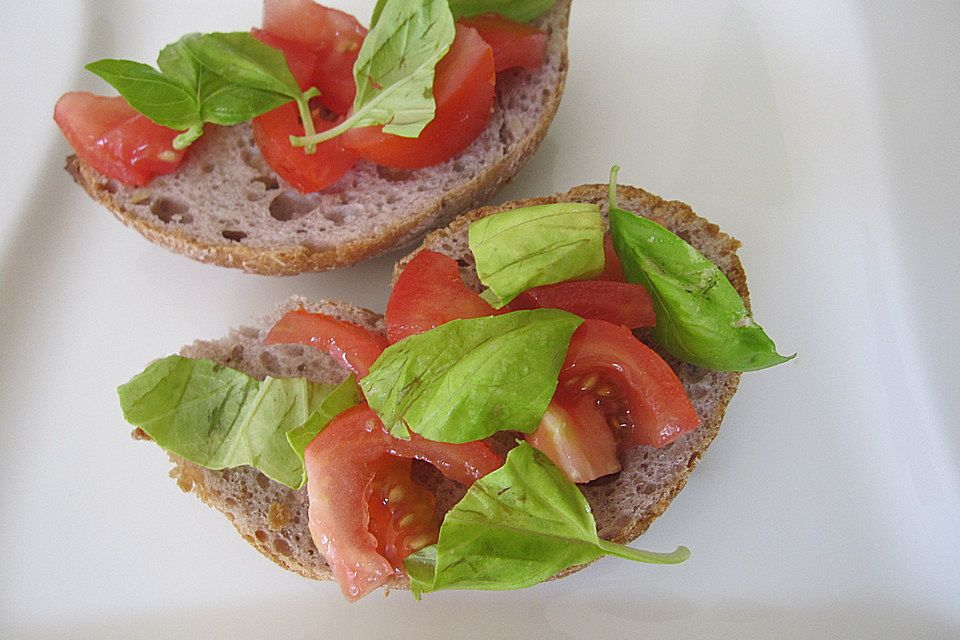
[158,38,291,127]
[370,0,389,28]
[85,59,199,130]
[117,355,338,489]
[607,168,794,371]
[180,32,301,101]
[448,0,557,22]
[371,0,556,27]
[285,375,362,488]
[292,0,455,147]
[87,32,317,150]
[469,203,605,308]
[360,310,582,443]
[406,442,690,597]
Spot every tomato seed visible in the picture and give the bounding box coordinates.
[579,372,600,392]
[407,533,435,551]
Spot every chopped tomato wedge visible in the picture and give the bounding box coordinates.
[508,280,656,329]
[458,14,547,72]
[560,320,699,448]
[598,234,625,281]
[260,0,367,114]
[366,457,439,571]
[251,29,318,89]
[264,309,389,377]
[386,250,498,343]
[54,92,186,187]
[343,24,496,169]
[527,389,620,483]
[252,102,358,193]
[304,404,502,600]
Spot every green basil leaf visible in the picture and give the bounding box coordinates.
[372,0,556,27]
[370,0,390,28]
[85,59,199,130]
[469,203,605,308]
[117,355,338,489]
[406,442,690,597]
[360,310,582,443]
[285,374,362,488]
[179,32,301,100]
[158,39,290,127]
[607,168,794,371]
[448,0,557,22]
[292,0,455,147]
[88,32,316,150]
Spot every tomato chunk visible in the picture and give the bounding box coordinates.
[261,0,367,114]
[264,309,389,377]
[366,457,439,571]
[386,250,498,342]
[458,14,547,72]
[251,29,318,89]
[252,102,358,193]
[508,280,656,329]
[561,320,699,448]
[598,234,626,281]
[304,404,502,600]
[54,92,186,187]
[527,389,620,483]
[343,24,495,169]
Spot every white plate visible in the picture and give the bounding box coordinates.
[2,1,958,638]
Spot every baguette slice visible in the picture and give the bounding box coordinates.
[67,1,571,275]
[151,183,746,591]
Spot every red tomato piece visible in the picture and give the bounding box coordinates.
[261,0,366,114]
[304,404,502,600]
[527,390,620,483]
[561,320,699,448]
[251,28,318,89]
[458,14,547,72]
[386,250,498,343]
[508,280,656,329]
[366,457,439,571]
[252,102,358,193]
[263,309,389,377]
[343,24,496,169]
[54,92,186,187]
[598,234,625,281]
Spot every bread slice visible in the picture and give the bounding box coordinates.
[150,183,746,591]
[67,1,571,275]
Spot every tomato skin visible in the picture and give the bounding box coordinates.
[261,0,366,115]
[527,390,620,483]
[508,280,656,329]
[252,102,358,193]
[263,309,389,377]
[54,92,186,187]
[343,24,496,169]
[598,234,626,281]
[304,404,501,600]
[386,250,498,343]
[458,14,547,72]
[561,320,699,448]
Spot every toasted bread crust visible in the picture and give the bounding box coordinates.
[152,184,746,591]
[66,1,571,275]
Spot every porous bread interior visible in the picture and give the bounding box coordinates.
[68,1,571,275]
[159,184,746,589]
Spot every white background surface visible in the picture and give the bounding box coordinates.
[2,1,958,638]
